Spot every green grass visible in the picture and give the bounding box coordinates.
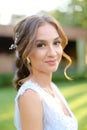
[0,87,16,130]
[0,80,87,130]
[57,80,87,130]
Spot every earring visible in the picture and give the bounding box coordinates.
[26,57,30,64]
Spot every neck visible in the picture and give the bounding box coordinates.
[30,70,52,88]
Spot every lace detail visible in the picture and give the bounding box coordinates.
[14,80,78,130]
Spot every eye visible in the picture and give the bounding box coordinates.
[36,43,46,48]
[53,41,61,46]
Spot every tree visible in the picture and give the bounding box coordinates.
[68,0,87,28]
[50,0,87,29]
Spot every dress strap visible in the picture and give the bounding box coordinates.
[15,80,45,101]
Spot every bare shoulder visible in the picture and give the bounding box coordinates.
[18,89,43,130]
[18,88,42,114]
[18,89,41,103]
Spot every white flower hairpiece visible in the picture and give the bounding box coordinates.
[15,32,19,44]
[15,50,19,58]
[9,32,19,50]
[9,44,17,50]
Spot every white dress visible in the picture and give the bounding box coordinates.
[14,80,78,130]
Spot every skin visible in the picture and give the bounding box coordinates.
[29,23,63,86]
[18,23,63,130]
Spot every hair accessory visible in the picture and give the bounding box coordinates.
[26,57,30,64]
[15,32,19,44]
[9,32,19,50]
[15,50,19,58]
[9,44,17,50]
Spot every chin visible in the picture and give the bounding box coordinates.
[47,67,58,73]
[52,69,58,73]
[52,66,58,71]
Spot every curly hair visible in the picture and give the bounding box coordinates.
[12,14,72,91]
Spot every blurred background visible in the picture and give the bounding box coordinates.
[0,0,87,130]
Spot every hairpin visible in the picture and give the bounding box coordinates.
[9,32,19,50]
[9,44,17,50]
[15,50,19,58]
[15,32,19,44]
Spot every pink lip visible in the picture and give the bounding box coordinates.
[45,59,57,65]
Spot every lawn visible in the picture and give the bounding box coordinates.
[0,80,87,130]
[58,80,87,130]
[0,87,16,130]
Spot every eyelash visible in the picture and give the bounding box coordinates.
[36,43,45,47]
[36,41,61,48]
[53,41,61,46]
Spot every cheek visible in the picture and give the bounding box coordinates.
[57,46,63,56]
[29,50,44,64]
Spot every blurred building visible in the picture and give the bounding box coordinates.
[0,15,87,74]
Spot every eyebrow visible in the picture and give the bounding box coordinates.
[54,37,60,41]
[35,36,60,43]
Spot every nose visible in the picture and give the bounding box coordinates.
[47,45,57,57]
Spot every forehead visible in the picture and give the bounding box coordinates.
[36,23,59,40]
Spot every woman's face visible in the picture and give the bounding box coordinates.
[29,23,63,75]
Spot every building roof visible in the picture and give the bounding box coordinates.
[0,25,87,40]
[64,27,87,40]
[0,25,13,37]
